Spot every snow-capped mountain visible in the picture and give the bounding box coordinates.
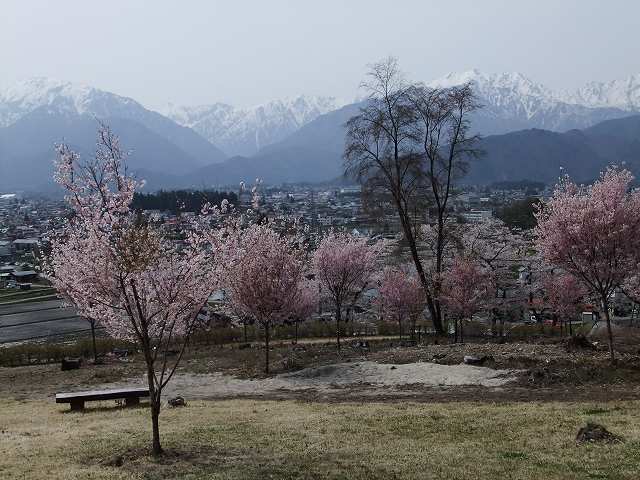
[2,71,640,190]
[0,77,227,165]
[428,69,633,134]
[559,74,640,111]
[429,70,555,117]
[0,77,138,127]
[164,95,346,157]
[431,70,554,102]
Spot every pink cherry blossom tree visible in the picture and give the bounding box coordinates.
[440,256,494,342]
[313,232,383,349]
[461,218,527,334]
[376,265,425,340]
[287,279,318,344]
[223,223,314,373]
[289,280,319,343]
[543,272,586,336]
[535,168,640,362]
[49,125,220,455]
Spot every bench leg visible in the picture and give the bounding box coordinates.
[70,399,84,411]
[125,397,140,407]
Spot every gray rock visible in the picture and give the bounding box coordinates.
[168,396,186,408]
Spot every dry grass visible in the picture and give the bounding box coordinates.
[1,398,639,479]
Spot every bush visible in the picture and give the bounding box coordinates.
[0,337,134,367]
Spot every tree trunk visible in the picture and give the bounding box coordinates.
[146,363,162,455]
[426,298,443,335]
[538,314,544,335]
[453,318,458,344]
[434,215,446,334]
[395,199,444,334]
[151,398,162,455]
[602,298,615,364]
[294,322,299,344]
[243,322,248,343]
[460,319,464,344]
[90,320,98,364]
[569,316,573,336]
[335,304,342,350]
[398,318,402,341]
[264,322,270,374]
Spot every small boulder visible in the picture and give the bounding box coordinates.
[168,396,186,408]
[576,422,622,444]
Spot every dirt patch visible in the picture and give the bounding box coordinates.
[283,361,517,387]
[91,361,519,401]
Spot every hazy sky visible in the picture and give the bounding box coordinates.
[2,0,638,110]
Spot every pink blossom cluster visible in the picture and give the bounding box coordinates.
[543,272,587,321]
[313,232,383,305]
[440,256,494,320]
[222,223,315,327]
[376,265,425,323]
[49,125,220,345]
[535,168,640,296]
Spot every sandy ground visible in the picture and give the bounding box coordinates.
[92,361,519,400]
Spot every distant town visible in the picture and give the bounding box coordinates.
[0,179,542,290]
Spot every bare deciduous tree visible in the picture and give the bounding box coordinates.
[344,57,481,333]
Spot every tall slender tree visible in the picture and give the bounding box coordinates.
[344,57,481,333]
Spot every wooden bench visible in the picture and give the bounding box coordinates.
[55,388,149,411]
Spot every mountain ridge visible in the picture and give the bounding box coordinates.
[3,73,640,190]
[163,95,346,156]
[0,77,227,166]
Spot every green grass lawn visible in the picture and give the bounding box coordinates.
[1,399,639,479]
